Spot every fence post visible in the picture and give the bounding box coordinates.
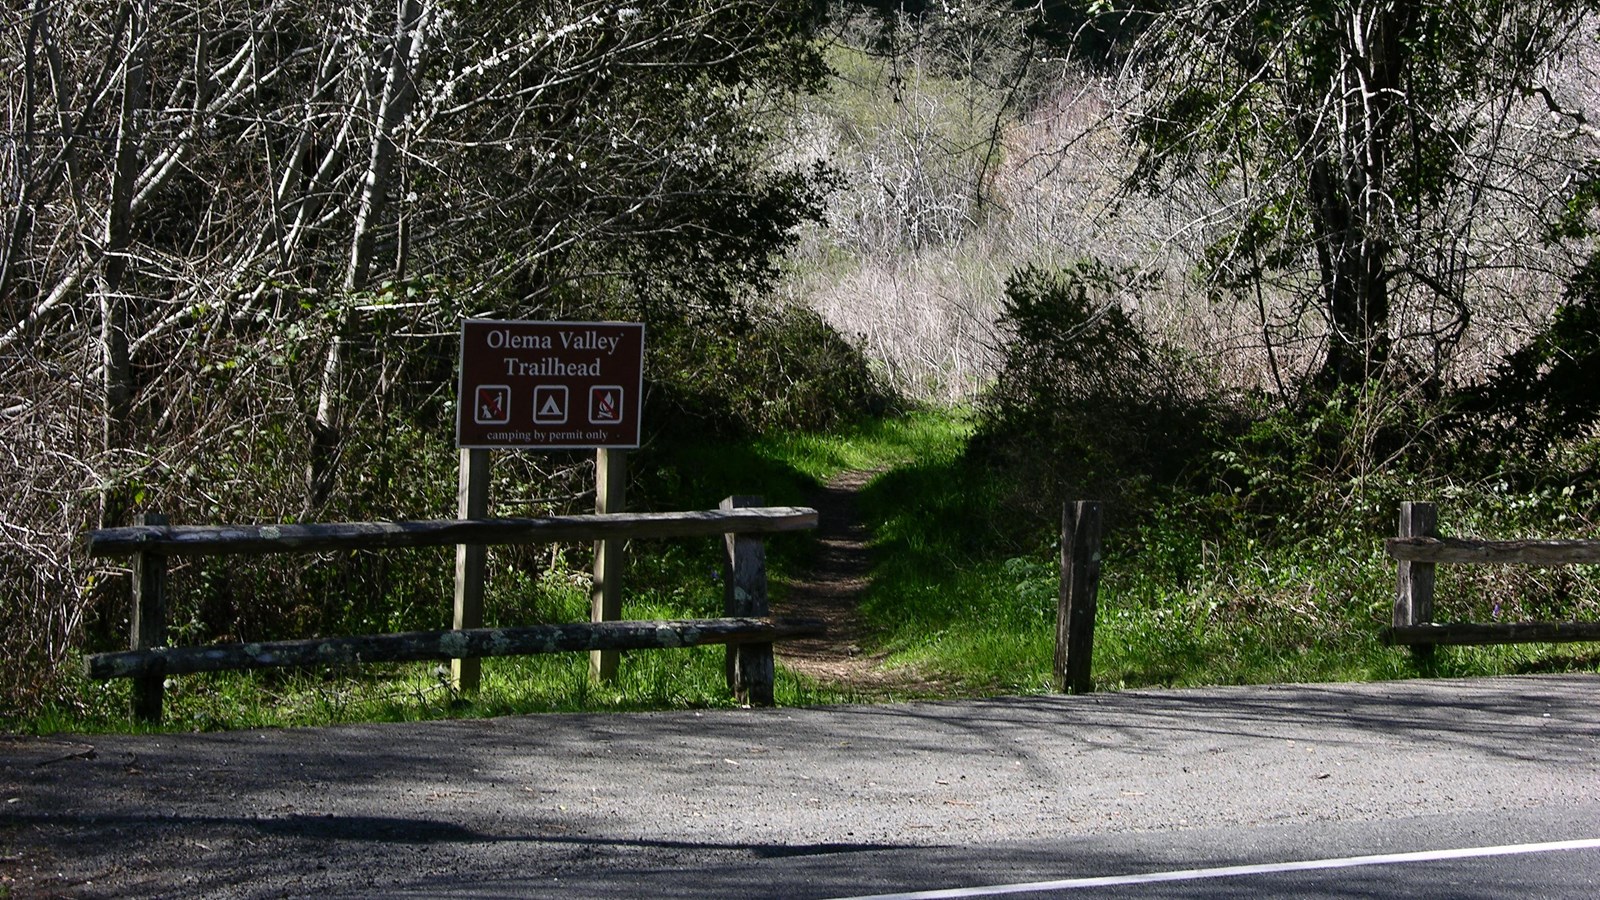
[130,512,169,723]
[452,448,491,693]
[1055,501,1103,695]
[1395,501,1438,668]
[591,448,627,682]
[721,495,773,706]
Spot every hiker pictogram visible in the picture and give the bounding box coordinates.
[533,385,569,424]
[474,385,511,425]
[589,386,624,424]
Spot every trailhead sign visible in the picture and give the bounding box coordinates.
[456,319,645,449]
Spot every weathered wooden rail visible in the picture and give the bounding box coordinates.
[86,501,820,722]
[1384,500,1600,659]
[87,508,817,556]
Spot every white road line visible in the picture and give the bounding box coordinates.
[826,836,1600,900]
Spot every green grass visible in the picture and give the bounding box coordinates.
[750,405,976,480]
[840,411,1600,695]
[14,410,972,735]
[17,405,1600,735]
[36,563,877,734]
[855,525,1600,697]
[648,405,973,498]
[51,653,871,735]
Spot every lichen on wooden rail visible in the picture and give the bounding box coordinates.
[87,507,819,557]
[1386,536,1600,565]
[85,616,827,679]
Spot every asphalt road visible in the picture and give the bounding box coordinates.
[3,673,1598,897]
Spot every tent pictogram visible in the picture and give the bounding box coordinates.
[533,385,569,424]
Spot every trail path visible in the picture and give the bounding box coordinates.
[772,470,931,694]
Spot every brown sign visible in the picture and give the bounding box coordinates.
[455,319,644,449]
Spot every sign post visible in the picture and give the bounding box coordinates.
[455,320,645,688]
[451,447,490,693]
[590,447,627,680]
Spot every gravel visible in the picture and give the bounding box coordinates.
[4,673,1598,897]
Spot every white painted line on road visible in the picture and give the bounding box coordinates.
[826,836,1600,900]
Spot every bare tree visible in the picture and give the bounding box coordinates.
[0,0,827,713]
[1107,0,1600,390]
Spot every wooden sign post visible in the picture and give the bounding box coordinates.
[452,448,491,693]
[590,447,627,681]
[454,320,645,690]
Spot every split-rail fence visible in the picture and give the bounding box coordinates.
[85,499,821,722]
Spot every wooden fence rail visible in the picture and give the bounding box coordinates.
[1387,536,1600,566]
[1383,500,1600,658]
[86,617,823,680]
[86,501,819,722]
[88,507,818,556]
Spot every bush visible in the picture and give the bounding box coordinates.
[972,260,1216,528]
[1455,252,1600,480]
[646,302,895,440]
[0,275,894,721]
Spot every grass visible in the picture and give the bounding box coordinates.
[751,406,975,480]
[14,410,967,735]
[16,405,1600,735]
[40,570,878,734]
[855,518,1600,697]
[842,411,1600,696]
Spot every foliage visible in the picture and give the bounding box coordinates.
[645,303,894,442]
[2,297,890,722]
[776,2,1075,402]
[860,402,1600,695]
[12,0,1600,724]
[0,0,848,717]
[10,410,947,732]
[973,261,1217,520]
[1044,0,1599,391]
[1456,251,1600,472]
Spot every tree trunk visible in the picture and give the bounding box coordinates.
[0,4,44,308]
[1309,4,1411,390]
[304,0,428,517]
[96,0,148,528]
[1308,157,1391,390]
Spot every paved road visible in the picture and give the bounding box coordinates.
[3,673,1598,897]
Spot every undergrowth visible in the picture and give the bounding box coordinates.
[35,538,866,734]
[851,418,1600,695]
[16,394,1600,735]
[14,411,957,735]
[852,260,1600,695]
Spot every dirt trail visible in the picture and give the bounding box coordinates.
[773,470,928,692]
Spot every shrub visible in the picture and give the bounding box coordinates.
[646,303,895,440]
[972,260,1216,528]
[1456,252,1600,479]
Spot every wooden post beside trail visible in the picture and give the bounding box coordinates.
[131,512,169,722]
[591,448,627,682]
[452,448,491,693]
[1055,501,1103,695]
[1394,501,1438,668]
[722,495,774,706]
